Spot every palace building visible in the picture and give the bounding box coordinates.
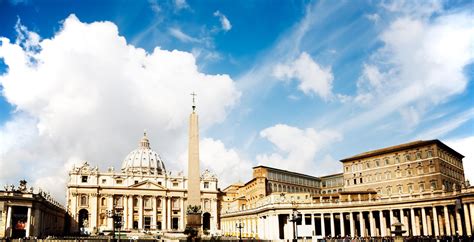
[66,106,219,236]
[220,139,474,240]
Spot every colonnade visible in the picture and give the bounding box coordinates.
[222,202,474,240]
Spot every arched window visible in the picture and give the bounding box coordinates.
[101,197,106,206]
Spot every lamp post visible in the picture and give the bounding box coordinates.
[106,209,123,242]
[289,209,301,242]
[236,221,244,242]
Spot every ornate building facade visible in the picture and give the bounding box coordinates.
[220,139,474,240]
[67,108,219,236]
[1,180,66,238]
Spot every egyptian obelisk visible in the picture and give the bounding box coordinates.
[188,92,201,207]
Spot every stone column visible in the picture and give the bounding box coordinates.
[90,194,98,229]
[444,205,451,236]
[25,207,32,237]
[128,196,133,229]
[433,206,440,236]
[152,196,157,230]
[108,195,114,229]
[410,208,417,236]
[321,213,326,237]
[369,211,376,236]
[138,196,143,229]
[330,212,335,237]
[415,209,421,236]
[455,206,463,235]
[464,204,472,236]
[340,212,345,237]
[470,203,474,233]
[160,197,165,230]
[180,197,185,230]
[123,196,128,229]
[389,209,394,233]
[349,212,355,237]
[359,211,365,237]
[449,210,456,235]
[403,209,410,236]
[167,197,171,230]
[380,210,386,237]
[421,207,428,236]
[6,206,12,236]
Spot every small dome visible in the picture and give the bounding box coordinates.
[121,132,166,175]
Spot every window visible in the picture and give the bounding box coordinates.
[395,157,400,164]
[366,162,371,169]
[101,197,106,206]
[158,181,162,185]
[419,183,425,192]
[405,154,410,161]
[81,176,88,183]
[134,180,139,184]
[387,186,392,195]
[144,197,151,208]
[173,182,178,187]
[417,167,423,174]
[116,179,122,184]
[375,160,380,167]
[80,195,88,206]
[172,198,179,209]
[430,181,437,190]
[416,152,422,160]
[428,150,433,158]
[204,182,209,189]
[385,159,390,165]
[407,169,412,176]
[429,166,435,173]
[398,186,403,194]
[408,184,413,193]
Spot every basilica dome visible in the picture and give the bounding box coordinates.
[121,132,166,175]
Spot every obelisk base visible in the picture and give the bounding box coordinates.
[185,213,202,241]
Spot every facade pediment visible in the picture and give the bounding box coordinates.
[128,180,166,190]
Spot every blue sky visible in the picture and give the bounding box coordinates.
[0,0,473,201]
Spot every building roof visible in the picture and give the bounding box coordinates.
[253,165,321,180]
[319,173,343,179]
[340,139,464,162]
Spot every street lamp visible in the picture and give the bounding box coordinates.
[106,209,123,242]
[289,209,301,242]
[235,221,244,242]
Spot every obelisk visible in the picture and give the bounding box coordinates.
[188,92,201,207]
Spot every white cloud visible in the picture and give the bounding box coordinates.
[0,14,240,202]
[213,11,232,32]
[274,52,334,100]
[174,0,189,10]
[148,0,161,13]
[169,27,201,43]
[416,108,474,140]
[256,124,342,174]
[346,11,474,131]
[365,13,380,23]
[446,136,474,183]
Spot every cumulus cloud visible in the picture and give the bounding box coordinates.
[446,136,474,183]
[348,10,474,130]
[213,11,232,32]
[256,124,342,174]
[178,138,253,188]
[274,52,334,100]
[0,14,240,202]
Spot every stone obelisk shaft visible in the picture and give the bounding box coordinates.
[188,110,201,207]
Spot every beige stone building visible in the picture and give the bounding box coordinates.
[0,180,66,238]
[66,107,219,236]
[220,139,474,240]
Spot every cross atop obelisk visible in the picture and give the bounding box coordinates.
[190,92,197,112]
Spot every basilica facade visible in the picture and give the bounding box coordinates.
[66,110,219,236]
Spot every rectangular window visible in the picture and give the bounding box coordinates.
[102,179,106,184]
[116,179,122,184]
[81,176,88,183]
[204,182,209,189]
[173,182,178,187]
[134,180,139,184]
